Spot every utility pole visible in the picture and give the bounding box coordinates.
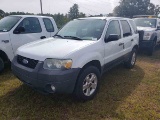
[40,0,43,15]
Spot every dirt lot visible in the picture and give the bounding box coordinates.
[0,48,160,120]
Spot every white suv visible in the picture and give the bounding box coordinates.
[12,17,139,101]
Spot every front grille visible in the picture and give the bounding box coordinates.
[17,55,38,69]
[138,30,144,41]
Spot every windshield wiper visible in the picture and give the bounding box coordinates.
[54,34,64,39]
[64,36,82,40]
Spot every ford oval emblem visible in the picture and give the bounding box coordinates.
[22,59,28,64]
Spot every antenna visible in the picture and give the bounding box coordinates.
[40,0,43,15]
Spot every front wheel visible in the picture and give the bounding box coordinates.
[73,66,101,101]
[148,40,156,56]
[124,48,137,69]
[0,57,5,73]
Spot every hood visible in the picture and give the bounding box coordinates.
[137,26,156,32]
[17,37,95,61]
[0,32,10,41]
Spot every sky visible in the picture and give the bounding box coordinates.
[0,0,160,15]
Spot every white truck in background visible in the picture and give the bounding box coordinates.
[0,15,58,72]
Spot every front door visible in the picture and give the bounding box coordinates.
[104,20,124,64]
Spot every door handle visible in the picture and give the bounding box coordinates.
[2,40,9,43]
[119,43,125,49]
[119,43,124,46]
[40,36,46,39]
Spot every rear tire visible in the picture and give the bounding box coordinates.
[73,66,100,101]
[0,57,5,73]
[124,48,137,69]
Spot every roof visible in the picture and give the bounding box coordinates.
[9,15,52,18]
[78,17,132,20]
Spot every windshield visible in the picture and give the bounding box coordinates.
[0,16,21,32]
[56,19,106,40]
[134,18,157,28]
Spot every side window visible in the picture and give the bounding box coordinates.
[120,20,132,37]
[16,17,42,33]
[129,20,138,34]
[43,18,54,32]
[106,20,121,39]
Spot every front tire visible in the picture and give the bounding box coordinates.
[0,57,5,73]
[124,48,137,69]
[148,40,156,56]
[73,66,101,101]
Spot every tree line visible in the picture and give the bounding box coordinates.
[114,0,160,17]
[0,4,85,28]
[0,0,160,27]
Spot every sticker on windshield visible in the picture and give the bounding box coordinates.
[92,38,98,41]
[3,29,7,32]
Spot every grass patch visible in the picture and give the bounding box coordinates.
[0,48,160,120]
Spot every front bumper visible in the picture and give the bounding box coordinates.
[11,57,80,94]
[139,40,153,48]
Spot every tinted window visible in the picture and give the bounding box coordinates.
[121,20,132,37]
[129,20,137,34]
[106,20,121,39]
[0,16,21,32]
[43,18,54,32]
[16,17,42,33]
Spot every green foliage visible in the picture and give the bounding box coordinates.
[114,0,160,17]
[0,9,5,18]
[53,13,69,29]
[0,4,85,28]
[155,5,160,16]
[68,4,79,20]
[5,12,34,16]
[38,13,69,29]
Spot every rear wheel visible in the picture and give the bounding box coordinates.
[73,66,100,101]
[0,57,5,73]
[124,48,137,69]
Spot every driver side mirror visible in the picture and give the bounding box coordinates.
[13,26,25,34]
[105,34,119,43]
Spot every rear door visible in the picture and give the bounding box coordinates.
[120,20,134,54]
[42,18,57,37]
[10,17,45,54]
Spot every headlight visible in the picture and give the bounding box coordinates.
[43,59,72,70]
[143,32,153,40]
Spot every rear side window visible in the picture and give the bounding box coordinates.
[16,17,42,33]
[106,20,121,39]
[120,20,132,37]
[129,20,138,34]
[43,18,54,32]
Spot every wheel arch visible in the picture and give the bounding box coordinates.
[133,44,139,51]
[0,50,9,62]
[80,60,102,74]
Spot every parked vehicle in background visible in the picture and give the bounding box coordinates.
[134,15,160,55]
[0,15,58,72]
[12,17,139,101]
